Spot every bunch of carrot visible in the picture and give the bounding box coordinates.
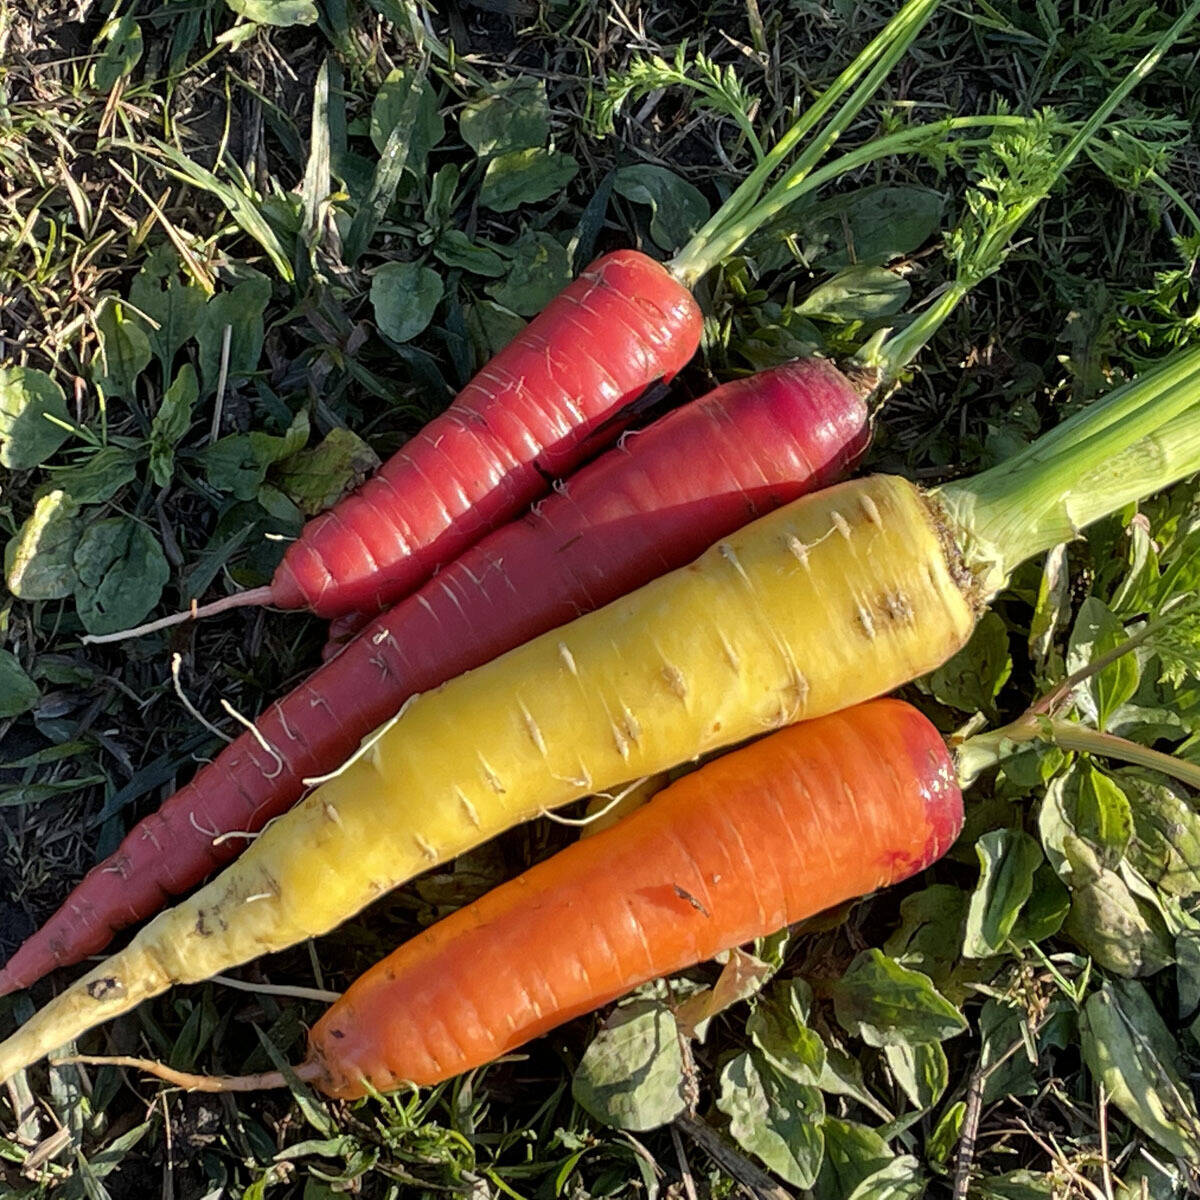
[2,0,1199,1110]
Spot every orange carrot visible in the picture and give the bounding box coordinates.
[71,699,960,1099]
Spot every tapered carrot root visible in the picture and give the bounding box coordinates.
[0,474,975,1075]
[0,360,868,995]
[58,701,962,1099]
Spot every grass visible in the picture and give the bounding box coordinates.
[2,0,1200,1196]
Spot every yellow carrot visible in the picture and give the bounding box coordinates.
[6,342,1200,1081]
[0,474,975,1078]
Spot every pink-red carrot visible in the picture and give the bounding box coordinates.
[75,699,962,1099]
[0,359,868,994]
[86,251,701,639]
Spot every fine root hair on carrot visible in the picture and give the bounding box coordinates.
[170,654,232,744]
[219,700,284,779]
[81,587,275,644]
[540,777,650,827]
[300,695,418,787]
[49,1054,313,1093]
[209,975,342,1003]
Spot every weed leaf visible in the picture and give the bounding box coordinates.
[151,365,199,487]
[371,262,443,344]
[487,232,570,316]
[275,428,380,516]
[0,650,39,718]
[963,829,1043,958]
[480,148,578,212]
[224,0,317,26]
[716,1051,824,1187]
[1081,978,1200,1160]
[0,367,70,469]
[613,164,709,252]
[460,77,550,156]
[572,1001,687,1131]
[73,518,170,636]
[5,491,84,600]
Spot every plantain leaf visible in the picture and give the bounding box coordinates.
[963,829,1043,958]
[371,262,443,344]
[274,428,380,516]
[4,490,83,600]
[830,950,966,1047]
[93,296,152,401]
[150,365,198,488]
[73,518,170,636]
[0,367,71,469]
[460,77,550,157]
[571,1001,687,1131]
[0,650,39,718]
[487,232,571,317]
[612,164,709,252]
[480,148,578,213]
[1081,978,1200,1161]
[716,1051,824,1187]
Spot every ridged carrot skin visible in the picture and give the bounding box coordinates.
[0,360,867,994]
[271,250,703,617]
[307,700,963,1099]
[0,474,978,1079]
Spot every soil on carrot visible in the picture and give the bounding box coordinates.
[3,1,1200,1197]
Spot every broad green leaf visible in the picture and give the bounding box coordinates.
[884,884,968,985]
[1008,863,1070,946]
[275,428,380,517]
[802,185,943,269]
[1067,595,1140,730]
[976,1171,1054,1199]
[91,13,142,91]
[1075,763,1133,867]
[369,67,444,172]
[465,301,526,364]
[963,829,1043,958]
[197,273,272,396]
[223,0,317,26]
[716,1052,824,1187]
[93,296,152,401]
[0,650,39,718]
[150,365,199,488]
[1177,930,1200,1018]
[0,367,70,469]
[1124,771,1200,898]
[73,518,170,636]
[612,164,710,252]
[925,1102,965,1169]
[204,411,308,502]
[846,1157,925,1200]
[371,262,443,344]
[487,232,571,317]
[1081,978,1200,1161]
[829,950,966,1047]
[812,1119,893,1200]
[571,1002,687,1131]
[1062,836,1174,977]
[5,490,83,600]
[434,231,508,278]
[928,612,1012,716]
[479,148,578,213]
[44,446,138,505]
[129,247,208,374]
[796,265,910,322]
[884,1039,948,1110]
[977,998,1038,1106]
[746,979,825,1084]
[460,77,550,156]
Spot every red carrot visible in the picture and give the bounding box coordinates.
[0,359,868,994]
[86,251,701,637]
[82,0,948,640]
[69,698,962,1099]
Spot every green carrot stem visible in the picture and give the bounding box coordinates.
[669,0,941,287]
[937,354,1200,595]
[863,1,1200,382]
[960,715,1200,793]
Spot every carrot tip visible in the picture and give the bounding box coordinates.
[80,586,275,644]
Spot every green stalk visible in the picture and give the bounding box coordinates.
[669,0,942,287]
[936,352,1200,597]
[862,1,1200,382]
[960,715,1200,793]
